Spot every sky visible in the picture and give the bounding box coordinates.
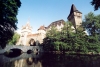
[17,0,100,33]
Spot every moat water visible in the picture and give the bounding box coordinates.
[0,52,100,67]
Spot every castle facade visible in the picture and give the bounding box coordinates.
[17,4,82,46]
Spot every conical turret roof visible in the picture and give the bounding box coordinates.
[67,4,82,19]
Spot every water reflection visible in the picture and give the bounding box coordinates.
[4,48,23,58]
[15,57,42,67]
[1,52,100,67]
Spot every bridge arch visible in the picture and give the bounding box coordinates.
[3,45,43,53]
[29,38,36,46]
[28,38,41,52]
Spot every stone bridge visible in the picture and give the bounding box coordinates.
[0,52,43,65]
[0,45,43,54]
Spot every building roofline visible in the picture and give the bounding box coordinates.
[67,4,82,19]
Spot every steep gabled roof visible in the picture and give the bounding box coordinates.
[38,25,46,30]
[67,4,82,19]
[47,19,65,29]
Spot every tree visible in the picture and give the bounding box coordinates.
[83,12,100,35]
[83,12,100,53]
[43,19,100,53]
[0,0,21,48]
[8,32,20,45]
[73,26,89,53]
[91,0,100,10]
[43,26,58,51]
[43,21,75,51]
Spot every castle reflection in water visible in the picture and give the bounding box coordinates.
[1,52,100,67]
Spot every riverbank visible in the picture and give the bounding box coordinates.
[45,51,100,56]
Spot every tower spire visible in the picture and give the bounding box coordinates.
[26,18,30,25]
[67,4,82,19]
[67,4,82,29]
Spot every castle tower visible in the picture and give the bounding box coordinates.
[37,25,46,43]
[67,4,82,29]
[19,21,32,45]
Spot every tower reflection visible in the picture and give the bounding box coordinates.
[15,57,42,67]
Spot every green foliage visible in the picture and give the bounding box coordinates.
[83,12,100,53]
[83,12,100,35]
[0,0,21,48]
[8,32,20,45]
[43,21,76,52]
[43,18,100,53]
[91,0,100,10]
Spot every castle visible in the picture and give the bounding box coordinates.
[17,4,82,46]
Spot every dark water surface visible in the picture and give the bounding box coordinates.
[0,52,100,67]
